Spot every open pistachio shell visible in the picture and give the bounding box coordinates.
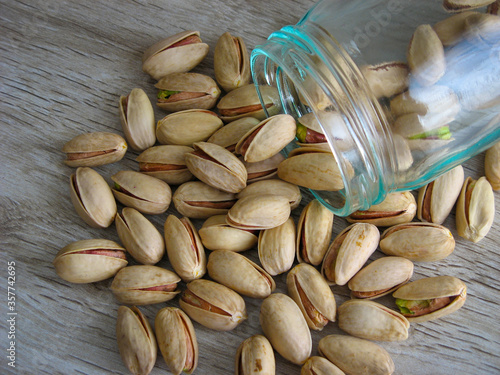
[243,153,285,183]
[155,307,198,375]
[237,179,302,210]
[361,62,409,98]
[214,32,251,92]
[199,215,258,252]
[443,0,496,12]
[296,112,328,149]
[260,293,312,365]
[207,117,260,152]
[142,30,209,80]
[393,275,467,323]
[485,141,500,190]
[164,215,206,282]
[63,132,127,167]
[236,335,275,375]
[258,217,296,276]
[301,356,345,375]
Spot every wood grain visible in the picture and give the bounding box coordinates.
[0,0,499,374]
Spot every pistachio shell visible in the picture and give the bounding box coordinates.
[115,207,165,265]
[53,239,127,283]
[443,0,496,12]
[110,265,180,305]
[235,335,275,375]
[62,132,127,167]
[360,62,409,98]
[179,279,247,331]
[237,179,302,210]
[119,88,156,151]
[258,217,296,276]
[207,117,260,152]
[301,356,345,375]
[207,250,275,298]
[155,307,198,375]
[116,306,157,375]
[142,30,209,80]
[433,11,479,45]
[69,167,117,228]
[393,275,467,322]
[199,215,258,252]
[485,141,500,190]
[260,293,312,365]
[243,153,285,183]
[164,215,206,282]
[318,335,395,375]
[214,32,251,92]
[380,222,455,261]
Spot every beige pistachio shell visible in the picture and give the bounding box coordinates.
[380,222,455,261]
[179,279,247,331]
[456,176,495,243]
[301,356,345,375]
[207,250,275,298]
[258,217,296,276]
[142,30,209,80]
[347,191,416,227]
[348,257,414,300]
[70,167,117,228]
[296,199,334,266]
[164,215,206,282]
[207,117,260,152]
[199,215,258,252]
[119,88,156,151]
[110,265,180,305]
[214,32,251,92]
[155,307,198,375]
[237,179,302,210]
[393,134,414,172]
[173,181,237,219]
[338,299,409,341]
[243,153,285,183]
[136,145,194,185]
[393,275,467,323]
[287,263,336,331]
[236,335,275,375]
[321,223,380,286]
[185,142,247,193]
[63,132,127,167]
[443,0,496,12]
[392,111,455,139]
[417,165,464,224]
[116,306,157,375]
[115,207,165,265]
[360,62,409,98]
[485,141,500,190]
[227,194,291,230]
[318,335,395,375]
[155,72,220,112]
[260,293,312,365]
[235,114,296,163]
[111,170,172,215]
[156,109,223,146]
[53,239,127,283]
[433,11,479,45]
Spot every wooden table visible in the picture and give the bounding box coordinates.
[1,0,499,374]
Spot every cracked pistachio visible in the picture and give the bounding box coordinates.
[237,179,302,210]
[301,356,345,375]
[443,0,497,12]
[63,132,127,167]
[485,141,500,190]
[361,62,409,98]
[214,32,251,92]
[236,335,275,375]
[243,152,285,183]
[258,217,296,276]
[199,215,258,252]
[207,117,260,152]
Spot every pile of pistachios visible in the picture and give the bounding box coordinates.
[54,1,499,374]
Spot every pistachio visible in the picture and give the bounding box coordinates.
[136,145,194,185]
[111,170,172,215]
[464,12,500,43]
[296,112,328,150]
[318,335,395,375]
[207,250,275,299]
[115,207,165,265]
[380,222,455,261]
[287,263,336,331]
[321,223,380,286]
[53,239,127,283]
[235,335,275,375]
[296,199,334,266]
[214,32,251,92]
[235,114,296,163]
[155,72,220,112]
[338,299,410,341]
[116,306,157,375]
[156,109,223,146]
[179,279,247,331]
[207,117,260,152]
[173,181,237,219]
[260,293,312,365]
[62,132,127,167]
[393,134,414,171]
[301,356,345,375]
[347,191,417,227]
[433,11,479,46]
[110,265,180,305]
[185,141,247,193]
[258,217,296,276]
[142,30,209,80]
[443,0,496,12]
[69,167,117,228]
[155,307,198,375]
[119,88,156,151]
[164,215,206,282]
[243,152,285,183]
[392,113,453,140]
[348,256,414,300]
[199,215,258,252]
[456,176,495,242]
[237,179,302,210]
[360,62,409,98]
[407,24,446,86]
[485,141,500,190]
[417,165,464,224]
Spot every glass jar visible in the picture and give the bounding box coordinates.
[251,0,500,216]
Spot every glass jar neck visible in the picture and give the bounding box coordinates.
[251,23,399,216]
